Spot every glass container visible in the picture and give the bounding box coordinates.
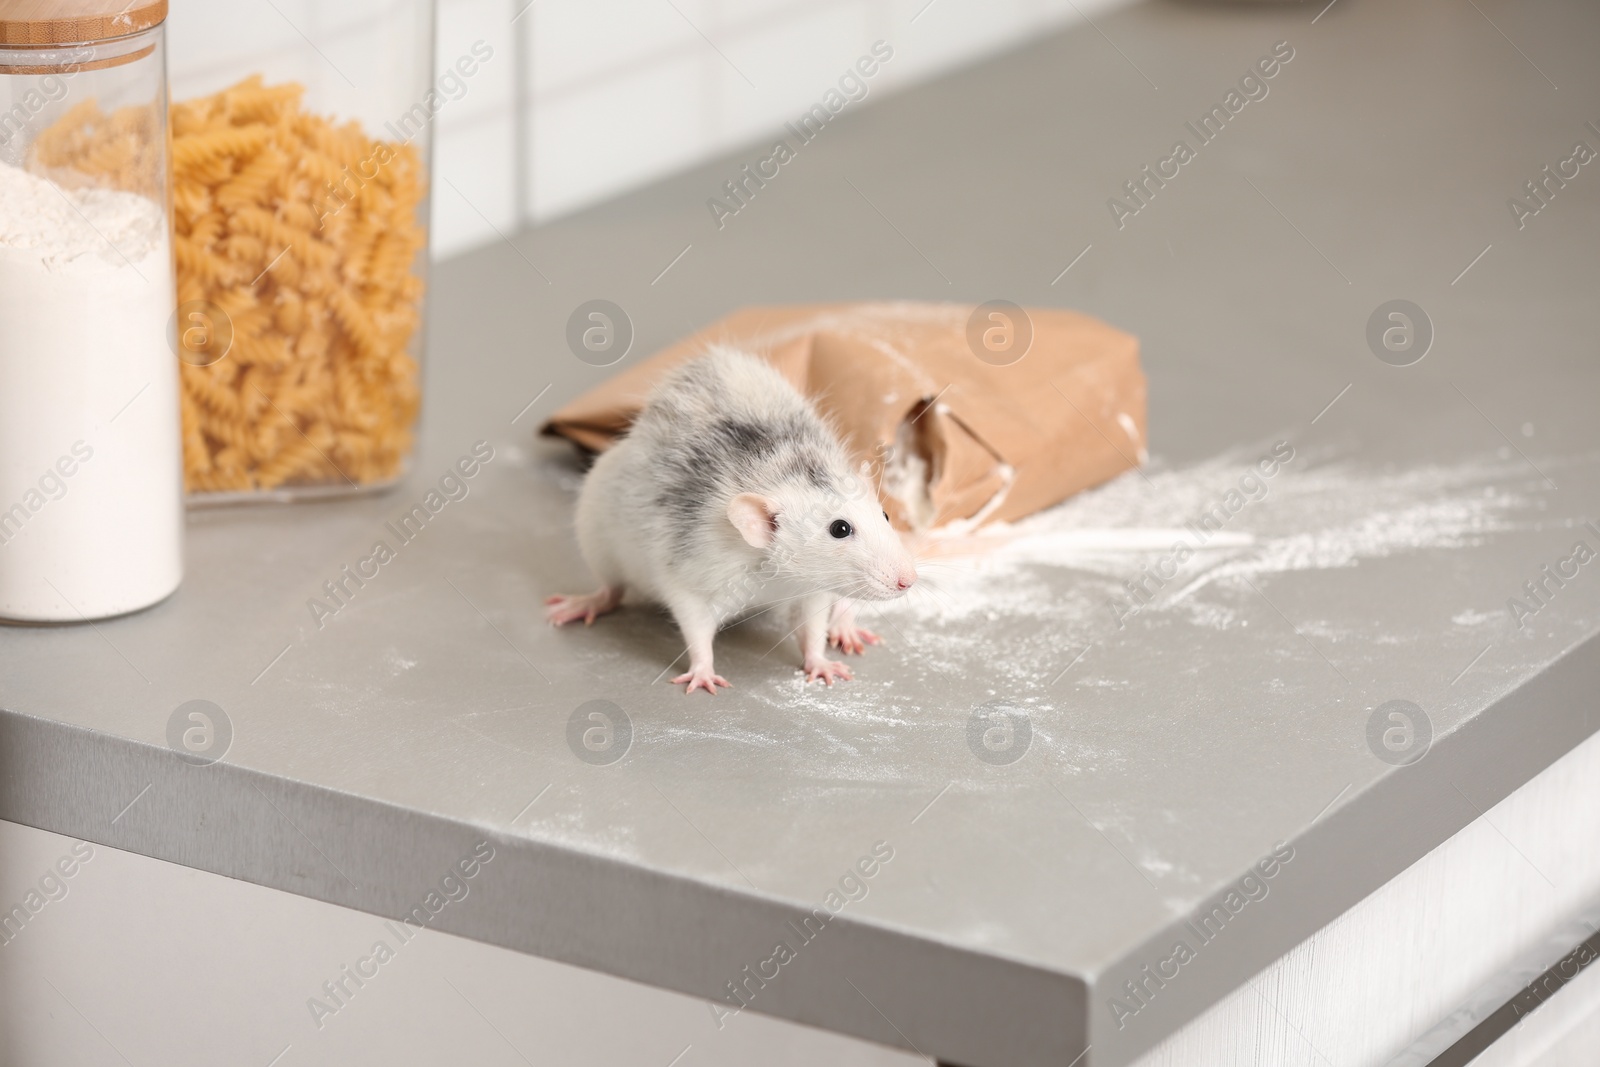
[0,0,184,621]
[165,0,436,502]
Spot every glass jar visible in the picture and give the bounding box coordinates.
[164,0,436,502]
[0,2,184,621]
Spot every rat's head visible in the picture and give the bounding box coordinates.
[727,480,918,601]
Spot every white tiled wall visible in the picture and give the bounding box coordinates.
[167,0,1133,259]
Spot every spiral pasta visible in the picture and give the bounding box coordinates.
[31,76,426,494]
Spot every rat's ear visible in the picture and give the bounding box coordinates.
[727,493,779,548]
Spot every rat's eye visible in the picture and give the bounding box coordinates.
[882,510,890,522]
[829,519,853,539]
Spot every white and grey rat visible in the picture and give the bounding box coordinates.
[546,347,918,694]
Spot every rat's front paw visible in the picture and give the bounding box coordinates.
[827,623,882,656]
[802,658,854,685]
[672,668,732,695]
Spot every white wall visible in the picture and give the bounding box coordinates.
[168,0,1133,259]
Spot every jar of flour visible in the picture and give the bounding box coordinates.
[0,2,182,621]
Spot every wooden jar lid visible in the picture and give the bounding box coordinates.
[0,0,168,47]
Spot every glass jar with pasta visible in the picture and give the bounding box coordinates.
[161,3,437,500]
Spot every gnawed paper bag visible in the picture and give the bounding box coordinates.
[541,302,1146,533]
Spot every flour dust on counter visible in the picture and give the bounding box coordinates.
[865,443,1570,699]
[903,444,1541,626]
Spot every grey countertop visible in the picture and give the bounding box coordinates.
[4,1,1600,1065]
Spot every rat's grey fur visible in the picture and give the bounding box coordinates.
[547,347,918,694]
[642,356,839,553]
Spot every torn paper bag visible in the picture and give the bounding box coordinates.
[541,302,1146,533]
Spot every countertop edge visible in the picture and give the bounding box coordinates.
[0,709,1085,1067]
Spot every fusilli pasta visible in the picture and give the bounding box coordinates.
[32,76,426,493]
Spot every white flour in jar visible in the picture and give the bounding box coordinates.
[0,160,183,621]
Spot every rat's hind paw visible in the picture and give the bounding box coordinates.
[827,623,882,656]
[545,587,622,626]
[802,658,854,686]
[673,668,732,696]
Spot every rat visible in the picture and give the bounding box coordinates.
[546,347,918,694]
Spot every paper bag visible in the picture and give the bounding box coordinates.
[541,302,1146,532]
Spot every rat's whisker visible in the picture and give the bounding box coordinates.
[901,580,957,614]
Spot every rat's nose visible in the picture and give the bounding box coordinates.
[896,570,917,590]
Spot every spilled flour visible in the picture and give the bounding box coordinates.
[893,446,1533,626]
